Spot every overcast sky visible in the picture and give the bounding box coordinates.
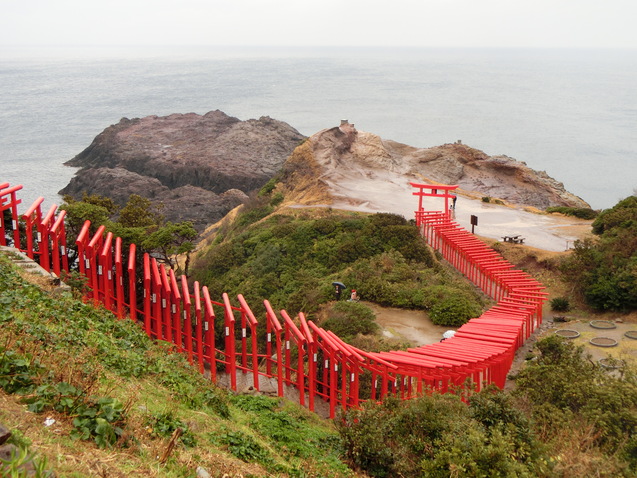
[1,0,636,49]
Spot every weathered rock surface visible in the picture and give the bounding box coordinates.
[62,113,589,232]
[391,141,590,209]
[60,110,305,229]
[285,122,589,210]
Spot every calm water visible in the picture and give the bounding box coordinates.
[1,46,635,211]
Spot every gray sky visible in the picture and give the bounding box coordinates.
[1,0,636,49]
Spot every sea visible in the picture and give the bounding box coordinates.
[1,45,636,212]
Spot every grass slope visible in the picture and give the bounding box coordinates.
[0,253,354,478]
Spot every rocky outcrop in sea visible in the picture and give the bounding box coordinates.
[283,122,590,210]
[60,110,306,229]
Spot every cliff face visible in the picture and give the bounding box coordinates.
[393,142,589,209]
[284,123,589,210]
[60,110,306,229]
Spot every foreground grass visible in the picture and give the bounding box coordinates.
[0,253,353,477]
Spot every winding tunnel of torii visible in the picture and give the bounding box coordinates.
[1,180,546,418]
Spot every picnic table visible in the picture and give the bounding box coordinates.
[502,234,525,244]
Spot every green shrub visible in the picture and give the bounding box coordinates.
[591,195,637,235]
[258,176,279,196]
[218,430,272,464]
[230,394,278,412]
[236,204,274,227]
[559,197,637,312]
[321,301,378,339]
[70,397,126,448]
[429,295,481,326]
[546,206,598,220]
[337,392,543,478]
[550,296,571,312]
[0,348,40,394]
[514,336,637,451]
[420,426,538,477]
[146,411,197,448]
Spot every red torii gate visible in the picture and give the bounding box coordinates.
[410,182,458,224]
[0,180,548,419]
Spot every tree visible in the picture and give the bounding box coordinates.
[117,194,162,228]
[60,194,118,265]
[61,193,118,238]
[561,195,637,311]
[61,194,197,275]
[142,222,197,275]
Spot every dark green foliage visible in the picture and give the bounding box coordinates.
[337,392,541,478]
[60,196,114,237]
[515,336,637,453]
[218,430,272,464]
[230,394,278,413]
[141,221,197,274]
[235,194,275,228]
[236,205,275,227]
[0,346,126,448]
[61,193,198,275]
[190,211,470,318]
[469,385,531,435]
[69,397,126,448]
[198,388,231,419]
[549,296,571,312]
[146,411,197,448]
[429,293,482,326]
[270,192,285,207]
[258,176,279,197]
[338,336,637,477]
[320,302,378,340]
[0,348,40,394]
[561,195,637,311]
[225,396,347,472]
[591,195,637,235]
[198,241,247,278]
[117,194,161,228]
[546,206,598,220]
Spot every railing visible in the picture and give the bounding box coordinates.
[0,182,545,418]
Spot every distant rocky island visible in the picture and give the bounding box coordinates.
[61,112,589,230]
[61,110,306,229]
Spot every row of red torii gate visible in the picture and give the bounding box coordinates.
[0,180,546,418]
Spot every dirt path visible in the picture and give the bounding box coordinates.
[365,302,450,346]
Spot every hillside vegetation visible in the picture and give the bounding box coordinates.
[560,195,637,311]
[0,254,351,477]
[191,192,486,333]
[3,252,636,477]
[338,334,637,477]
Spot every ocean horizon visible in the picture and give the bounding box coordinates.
[1,45,635,212]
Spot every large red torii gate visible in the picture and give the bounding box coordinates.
[410,182,458,224]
